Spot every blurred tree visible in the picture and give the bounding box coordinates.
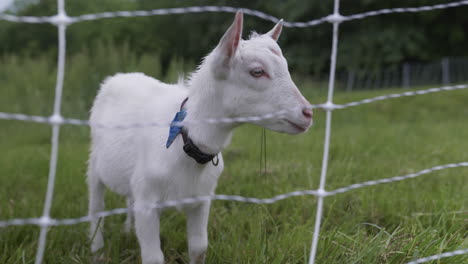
[0,0,467,76]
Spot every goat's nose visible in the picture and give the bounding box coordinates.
[302,108,313,119]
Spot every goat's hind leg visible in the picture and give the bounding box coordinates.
[88,173,105,253]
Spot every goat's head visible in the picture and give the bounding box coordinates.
[207,11,313,134]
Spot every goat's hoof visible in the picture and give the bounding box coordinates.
[90,252,107,264]
[189,252,206,264]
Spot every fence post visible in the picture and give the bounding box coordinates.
[375,71,382,90]
[402,63,410,89]
[346,70,355,91]
[441,57,450,85]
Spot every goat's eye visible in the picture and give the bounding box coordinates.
[250,69,265,78]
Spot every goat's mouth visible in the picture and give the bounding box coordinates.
[285,119,309,132]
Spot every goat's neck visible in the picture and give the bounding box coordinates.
[184,71,236,155]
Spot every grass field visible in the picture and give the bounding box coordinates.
[1,53,467,263]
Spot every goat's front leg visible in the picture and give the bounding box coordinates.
[134,201,164,264]
[184,201,211,264]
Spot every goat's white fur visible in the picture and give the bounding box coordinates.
[88,11,312,264]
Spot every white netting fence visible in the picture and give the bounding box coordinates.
[1,1,468,264]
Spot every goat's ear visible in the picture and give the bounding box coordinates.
[266,19,283,42]
[213,11,243,72]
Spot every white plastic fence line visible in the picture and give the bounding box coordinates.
[1,1,467,264]
[1,83,467,129]
[309,0,341,262]
[1,161,467,229]
[1,0,468,26]
[345,0,468,22]
[33,1,67,263]
[336,84,468,109]
[406,249,468,264]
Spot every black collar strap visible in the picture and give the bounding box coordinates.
[181,129,218,165]
[179,98,219,166]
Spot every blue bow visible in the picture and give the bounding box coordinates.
[166,109,187,148]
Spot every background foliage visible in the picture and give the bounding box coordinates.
[1,0,468,77]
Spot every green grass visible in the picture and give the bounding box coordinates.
[1,53,467,264]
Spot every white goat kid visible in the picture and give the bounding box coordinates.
[88,11,312,264]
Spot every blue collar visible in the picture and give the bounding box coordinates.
[166,98,219,165]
